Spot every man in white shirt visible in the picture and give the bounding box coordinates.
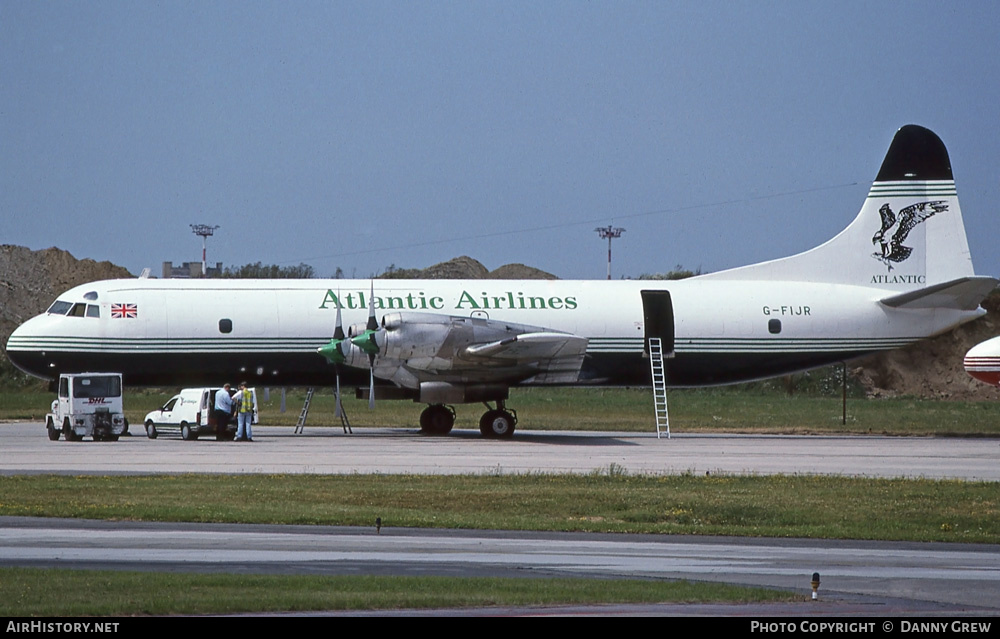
[214,383,234,441]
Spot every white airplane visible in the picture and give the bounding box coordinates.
[964,337,1000,387]
[7,125,997,437]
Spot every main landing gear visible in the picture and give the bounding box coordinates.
[419,404,455,435]
[479,401,516,439]
[418,401,517,438]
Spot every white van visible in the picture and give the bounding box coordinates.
[143,388,257,441]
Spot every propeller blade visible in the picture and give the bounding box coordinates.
[364,281,378,410]
[334,298,345,340]
[368,367,375,410]
[318,291,348,363]
[366,281,378,332]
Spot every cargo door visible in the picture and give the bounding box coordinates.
[640,290,675,356]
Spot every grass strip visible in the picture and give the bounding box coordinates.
[0,568,797,616]
[1,473,996,543]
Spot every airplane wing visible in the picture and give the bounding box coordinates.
[462,332,589,384]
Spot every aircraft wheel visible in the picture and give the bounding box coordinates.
[47,417,60,441]
[420,404,455,435]
[479,409,516,439]
[145,421,158,439]
[180,422,197,441]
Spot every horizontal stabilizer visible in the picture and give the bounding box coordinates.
[879,276,998,310]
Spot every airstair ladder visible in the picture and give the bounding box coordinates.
[648,337,670,439]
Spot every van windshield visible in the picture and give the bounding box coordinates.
[75,376,122,398]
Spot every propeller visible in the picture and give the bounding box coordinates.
[349,282,381,409]
[317,283,383,411]
[317,293,347,417]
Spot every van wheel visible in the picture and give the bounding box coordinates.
[47,417,60,441]
[181,422,197,441]
[145,421,158,440]
[63,418,81,442]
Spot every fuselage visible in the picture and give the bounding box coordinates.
[965,336,1000,387]
[6,277,983,388]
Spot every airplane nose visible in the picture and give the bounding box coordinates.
[964,336,1000,387]
[5,320,51,380]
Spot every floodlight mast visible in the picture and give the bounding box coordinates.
[190,224,219,278]
[594,225,625,280]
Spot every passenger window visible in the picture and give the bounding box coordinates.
[768,319,782,334]
[68,303,86,317]
[86,305,100,318]
[219,319,233,334]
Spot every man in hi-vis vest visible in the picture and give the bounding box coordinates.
[235,382,255,442]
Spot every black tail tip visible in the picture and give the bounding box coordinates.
[876,125,952,182]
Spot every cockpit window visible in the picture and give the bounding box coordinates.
[86,304,100,318]
[47,301,72,315]
[68,303,87,317]
[83,291,98,301]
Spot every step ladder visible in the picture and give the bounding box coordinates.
[294,388,315,434]
[336,390,353,434]
[648,337,670,439]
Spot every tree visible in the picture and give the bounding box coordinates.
[220,262,316,279]
[636,265,702,280]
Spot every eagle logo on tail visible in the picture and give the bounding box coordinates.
[871,201,947,270]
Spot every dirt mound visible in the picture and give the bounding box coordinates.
[382,256,556,280]
[0,245,133,350]
[489,263,558,280]
[853,290,1000,400]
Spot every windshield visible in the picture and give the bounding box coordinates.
[74,376,122,398]
[46,301,72,315]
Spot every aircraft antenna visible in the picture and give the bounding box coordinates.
[594,225,625,280]
[190,224,220,278]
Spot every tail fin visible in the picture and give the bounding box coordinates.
[699,125,976,290]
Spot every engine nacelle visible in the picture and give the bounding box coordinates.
[418,382,509,404]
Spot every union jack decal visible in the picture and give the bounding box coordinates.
[111,303,137,319]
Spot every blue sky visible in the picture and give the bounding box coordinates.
[3,1,998,280]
